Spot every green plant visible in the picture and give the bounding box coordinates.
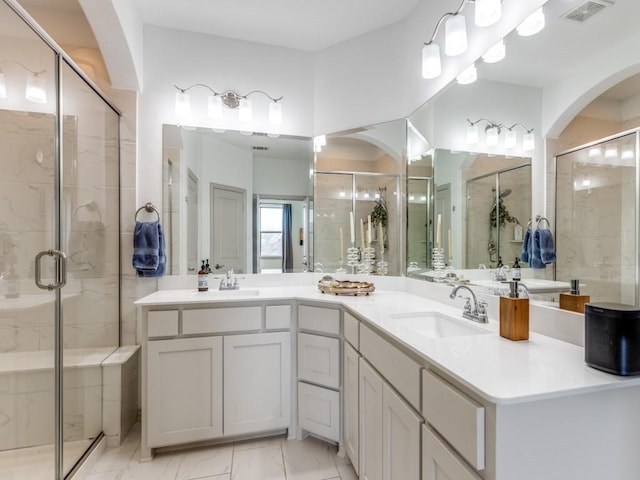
[371,199,387,227]
[489,199,518,228]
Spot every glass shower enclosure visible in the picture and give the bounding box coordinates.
[466,164,532,269]
[555,130,638,304]
[0,2,120,479]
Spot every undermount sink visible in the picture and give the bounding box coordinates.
[385,311,491,338]
[190,288,260,298]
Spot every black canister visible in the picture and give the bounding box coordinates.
[585,302,640,376]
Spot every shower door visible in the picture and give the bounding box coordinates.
[0,2,120,479]
[555,132,638,304]
[465,164,531,268]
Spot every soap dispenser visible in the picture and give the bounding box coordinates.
[500,280,529,341]
[559,279,590,313]
[198,260,209,292]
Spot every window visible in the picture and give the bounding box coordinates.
[260,205,282,258]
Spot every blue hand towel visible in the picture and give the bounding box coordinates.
[138,222,167,277]
[521,228,531,263]
[530,229,546,268]
[538,228,556,264]
[133,221,160,271]
[137,223,166,277]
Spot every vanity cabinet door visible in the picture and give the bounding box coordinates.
[344,341,360,473]
[359,358,383,480]
[423,425,482,480]
[223,332,291,435]
[147,336,223,447]
[382,383,422,480]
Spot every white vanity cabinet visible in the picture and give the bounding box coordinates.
[142,302,292,457]
[224,331,290,435]
[343,340,360,473]
[296,304,342,443]
[147,336,223,447]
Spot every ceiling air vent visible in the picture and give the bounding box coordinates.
[562,0,614,23]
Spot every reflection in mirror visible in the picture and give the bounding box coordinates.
[313,119,406,275]
[555,131,638,305]
[162,125,313,275]
[406,122,434,272]
[424,150,531,274]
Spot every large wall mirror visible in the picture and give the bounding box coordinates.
[162,125,313,275]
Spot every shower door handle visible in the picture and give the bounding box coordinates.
[35,249,67,291]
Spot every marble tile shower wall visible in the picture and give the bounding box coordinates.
[0,109,121,353]
[556,163,636,303]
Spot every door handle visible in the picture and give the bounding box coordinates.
[214,263,224,270]
[35,249,67,291]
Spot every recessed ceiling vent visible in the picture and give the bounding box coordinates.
[252,146,268,151]
[562,0,614,23]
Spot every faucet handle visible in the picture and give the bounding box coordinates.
[477,300,488,320]
[460,296,472,314]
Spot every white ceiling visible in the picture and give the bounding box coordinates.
[130,0,420,52]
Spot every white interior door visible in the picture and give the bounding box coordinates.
[211,184,246,273]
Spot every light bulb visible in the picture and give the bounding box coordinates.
[621,148,635,161]
[522,132,535,151]
[208,94,222,119]
[445,14,468,56]
[475,0,502,27]
[482,39,506,63]
[238,97,252,122]
[466,124,479,144]
[517,7,545,37]
[25,73,47,104]
[175,91,191,118]
[588,147,602,157]
[485,126,499,146]
[456,64,477,85]
[604,145,618,158]
[504,129,517,149]
[422,43,442,79]
[269,101,282,124]
[0,71,6,99]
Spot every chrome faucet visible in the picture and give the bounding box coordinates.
[219,268,239,290]
[493,264,511,282]
[517,283,530,298]
[449,285,488,323]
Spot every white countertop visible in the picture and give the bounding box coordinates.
[135,284,640,405]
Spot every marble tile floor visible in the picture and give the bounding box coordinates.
[0,439,92,480]
[84,424,358,480]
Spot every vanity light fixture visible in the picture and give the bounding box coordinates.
[517,7,545,36]
[174,84,283,124]
[313,134,326,153]
[481,39,506,63]
[421,0,503,80]
[0,61,47,103]
[456,63,477,85]
[466,119,535,151]
[0,70,6,99]
[621,148,635,161]
[588,146,603,157]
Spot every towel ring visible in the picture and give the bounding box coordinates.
[73,200,102,222]
[135,202,160,222]
[535,215,550,229]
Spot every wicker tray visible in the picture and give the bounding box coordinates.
[317,277,375,296]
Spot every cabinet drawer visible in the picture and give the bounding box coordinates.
[343,311,359,349]
[298,305,340,335]
[182,306,261,334]
[147,310,179,337]
[298,382,340,442]
[298,333,340,389]
[266,305,291,330]
[360,324,421,410]
[422,425,482,480]
[422,369,485,470]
